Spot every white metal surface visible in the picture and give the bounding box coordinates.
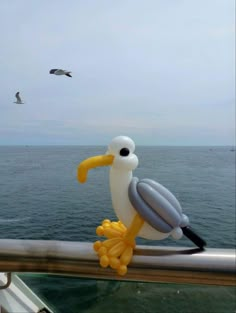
[0,273,53,313]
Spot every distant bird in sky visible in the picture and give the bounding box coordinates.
[49,69,72,77]
[14,92,24,104]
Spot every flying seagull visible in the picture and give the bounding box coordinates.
[78,136,206,275]
[14,92,24,104]
[49,69,72,77]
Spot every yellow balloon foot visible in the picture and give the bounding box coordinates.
[96,226,104,236]
[96,219,127,238]
[109,257,120,269]
[93,241,102,251]
[117,265,127,276]
[100,255,109,268]
[94,220,134,276]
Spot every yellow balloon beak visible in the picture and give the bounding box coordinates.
[77,154,114,183]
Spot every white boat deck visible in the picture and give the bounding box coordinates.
[0,273,53,313]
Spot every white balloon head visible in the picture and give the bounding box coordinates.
[106,136,138,171]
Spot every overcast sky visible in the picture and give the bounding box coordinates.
[0,0,235,145]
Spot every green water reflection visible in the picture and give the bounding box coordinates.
[20,274,236,313]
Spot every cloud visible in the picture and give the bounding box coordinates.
[0,0,235,145]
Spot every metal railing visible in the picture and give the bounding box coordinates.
[0,239,235,286]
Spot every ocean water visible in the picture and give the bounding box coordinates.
[0,146,235,312]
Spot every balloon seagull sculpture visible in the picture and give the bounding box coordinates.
[78,136,206,276]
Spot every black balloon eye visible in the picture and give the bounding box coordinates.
[119,148,130,157]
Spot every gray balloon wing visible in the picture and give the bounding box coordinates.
[128,178,188,233]
[141,178,182,214]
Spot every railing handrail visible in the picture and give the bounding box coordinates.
[0,239,235,286]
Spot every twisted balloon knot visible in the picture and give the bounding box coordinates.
[124,238,136,249]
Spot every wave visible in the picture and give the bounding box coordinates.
[0,217,31,223]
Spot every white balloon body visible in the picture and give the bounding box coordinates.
[109,167,171,240]
[107,135,183,240]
